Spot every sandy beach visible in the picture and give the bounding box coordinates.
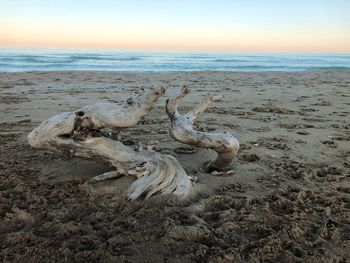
[0,71,349,262]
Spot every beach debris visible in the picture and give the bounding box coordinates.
[210,170,235,176]
[28,87,193,200]
[166,87,239,172]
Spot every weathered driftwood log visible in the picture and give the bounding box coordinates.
[28,87,193,200]
[166,87,239,171]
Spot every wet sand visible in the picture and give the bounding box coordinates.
[0,71,349,262]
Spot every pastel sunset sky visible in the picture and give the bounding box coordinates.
[1,0,349,52]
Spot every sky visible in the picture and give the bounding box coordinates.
[1,0,349,52]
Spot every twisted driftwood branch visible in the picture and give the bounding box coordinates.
[166,87,239,171]
[28,87,193,200]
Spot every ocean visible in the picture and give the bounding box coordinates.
[0,49,349,72]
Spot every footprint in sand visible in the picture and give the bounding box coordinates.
[239,153,261,162]
[321,140,337,148]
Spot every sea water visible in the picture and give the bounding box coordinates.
[0,48,349,72]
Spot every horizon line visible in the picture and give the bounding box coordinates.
[1,46,349,55]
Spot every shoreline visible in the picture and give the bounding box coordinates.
[2,69,350,73]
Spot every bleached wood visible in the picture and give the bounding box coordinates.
[166,87,239,171]
[28,87,193,200]
[76,86,166,129]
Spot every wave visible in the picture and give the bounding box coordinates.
[0,55,141,63]
[68,55,141,61]
[0,50,349,72]
[213,59,250,62]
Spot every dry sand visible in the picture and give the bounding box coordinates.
[0,71,349,262]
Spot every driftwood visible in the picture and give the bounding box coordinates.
[166,87,239,171]
[28,87,193,200]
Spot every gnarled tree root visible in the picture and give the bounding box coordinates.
[166,87,239,171]
[28,87,193,200]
